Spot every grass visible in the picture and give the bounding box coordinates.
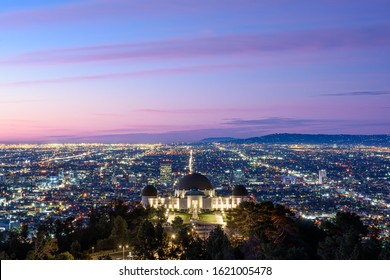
[174,212,191,223]
[198,213,217,223]
[173,211,218,223]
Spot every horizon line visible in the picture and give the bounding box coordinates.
[1,132,389,145]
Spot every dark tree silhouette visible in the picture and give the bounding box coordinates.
[26,229,58,260]
[227,201,323,259]
[109,216,129,247]
[318,212,368,259]
[205,226,234,260]
[2,200,387,260]
[134,220,157,259]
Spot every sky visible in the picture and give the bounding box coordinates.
[0,0,389,143]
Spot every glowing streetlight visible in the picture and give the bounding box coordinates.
[170,234,176,249]
[119,245,128,260]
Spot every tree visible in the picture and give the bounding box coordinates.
[226,201,323,259]
[379,240,390,260]
[171,216,184,234]
[205,226,233,260]
[70,240,82,259]
[109,216,129,247]
[154,222,168,259]
[0,251,9,260]
[134,220,157,259]
[20,224,29,242]
[318,212,368,260]
[183,237,205,260]
[56,251,74,260]
[111,199,130,219]
[26,229,58,260]
[55,217,75,253]
[167,217,204,260]
[4,228,32,260]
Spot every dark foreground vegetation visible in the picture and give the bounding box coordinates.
[1,200,389,260]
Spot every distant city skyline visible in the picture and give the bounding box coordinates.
[1,0,390,143]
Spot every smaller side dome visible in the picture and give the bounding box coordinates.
[232,185,248,196]
[142,185,157,196]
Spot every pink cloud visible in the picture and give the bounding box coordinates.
[0,63,262,86]
[133,107,261,114]
[2,24,389,67]
[0,0,266,28]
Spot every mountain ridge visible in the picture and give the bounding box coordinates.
[200,133,390,146]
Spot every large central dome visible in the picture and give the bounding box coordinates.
[176,173,214,190]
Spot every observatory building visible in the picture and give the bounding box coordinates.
[141,172,249,212]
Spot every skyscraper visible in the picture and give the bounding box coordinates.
[318,169,327,184]
[160,161,172,185]
[233,169,246,185]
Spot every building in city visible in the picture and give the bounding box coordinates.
[233,169,246,185]
[159,161,172,185]
[141,173,249,212]
[318,169,327,184]
[282,175,297,185]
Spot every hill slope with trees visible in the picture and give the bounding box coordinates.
[1,200,389,260]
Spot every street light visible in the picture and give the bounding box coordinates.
[91,246,94,254]
[170,234,176,249]
[119,245,128,260]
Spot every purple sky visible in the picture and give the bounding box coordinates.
[1,0,389,143]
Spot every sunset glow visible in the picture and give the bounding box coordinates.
[1,0,389,143]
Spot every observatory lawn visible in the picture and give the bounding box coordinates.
[173,211,218,223]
